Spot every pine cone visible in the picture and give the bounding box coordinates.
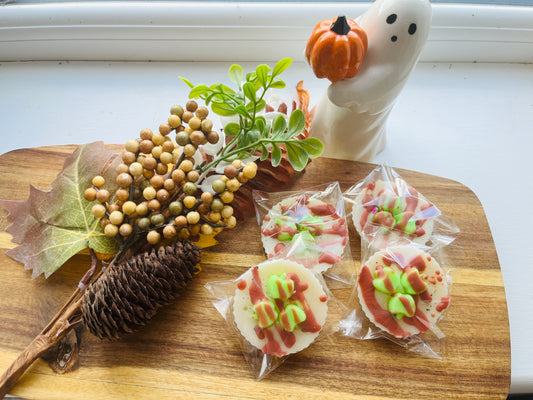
[81,240,201,340]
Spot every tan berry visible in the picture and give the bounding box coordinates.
[201,191,213,204]
[162,140,175,153]
[178,228,190,240]
[225,216,237,229]
[168,114,181,128]
[92,175,105,188]
[183,195,196,209]
[157,189,170,202]
[119,223,133,237]
[143,169,155,179]
[183,144,197,157]
[188,117,202,131]
[242,164,257,179]
[190,130,206,147]
[109,210,124,225]
[197,203,210,215]
[160,151,173,165]
[172,169,186,183]
[150,175,164,189]
[143,186,157,200]
[196,106,209,119]
[187,170,200,183]
[139,139,154,154]
[201,223,213,235]
[147,230,161,245]
[125,139,140,153]
[136,202,149,216]
[220,191,234,204]
[207,130,220,145]
[142,156,157,170]
[84,187,97,201]
[151,145,163,159]
[104,223,119,237]
[156,163,168,175]
[159,123,172,136]
[140,128,153,140]
[208,211,221,223]
[201,119,213,133]
[187,211,200,225]
[186,100,198,112]
[148,199,161,211]
[129,162,143,177]
[107,203,120,213]
[116,173,133,188]
[181,110,193,123]
[91,204,106,218]
[221,205,233,219]
[122,200,137,215]
[96,189,110,203]
[174,215,187,228]
[224,165,238,179]
[226,178,240,192]
[164,178,176,191]
[122,151,136,165]
[189,223,201,236]
[179,159,194,173]
[163,225,177,239]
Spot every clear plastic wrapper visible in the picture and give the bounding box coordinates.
[343,164,459,251]
[205,235,345,379]
[340,243,452,358]
[253,182,355,287]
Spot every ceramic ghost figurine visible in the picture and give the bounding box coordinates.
[310,0,432,162]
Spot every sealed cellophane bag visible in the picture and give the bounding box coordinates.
[205,234,345,379]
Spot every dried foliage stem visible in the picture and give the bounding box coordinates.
[0,251,106,399]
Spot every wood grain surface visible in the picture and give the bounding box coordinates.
[0,145,510,399]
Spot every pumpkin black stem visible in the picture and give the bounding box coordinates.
[330,16,351,35]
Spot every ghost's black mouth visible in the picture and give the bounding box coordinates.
[391,35,398,42]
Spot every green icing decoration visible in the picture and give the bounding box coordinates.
[372,266,401,295]
[400,268,427,295]
[275,216,298,241]
[281,304,307,332]
[267,273,295,301]
[394,212,416,234]
[298,215,323,235]
[253,300,279,328]
[388,293,416,318]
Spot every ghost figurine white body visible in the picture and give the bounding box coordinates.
[310,0,432,162]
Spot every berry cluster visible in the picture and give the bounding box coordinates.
[84,100,257,246]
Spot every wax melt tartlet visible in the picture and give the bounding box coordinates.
[261,195,348,273]
[352,179,438,247]
[233,259,328,357]
[357,246,450,338]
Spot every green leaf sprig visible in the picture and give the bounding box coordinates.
[180,58,324,174]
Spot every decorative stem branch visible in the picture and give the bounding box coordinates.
[0,256,112,398]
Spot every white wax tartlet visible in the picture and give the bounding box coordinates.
[352,180,438,247]
[357,246,450,338]
[233,259,328,357]
[261,195,348,273]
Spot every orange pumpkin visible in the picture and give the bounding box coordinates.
[305,16,368,83]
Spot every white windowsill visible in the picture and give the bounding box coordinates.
[0,2,532,63]
[1,1,533,396]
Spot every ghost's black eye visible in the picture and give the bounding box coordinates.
[408,23,417,35]
[386,14,397,24]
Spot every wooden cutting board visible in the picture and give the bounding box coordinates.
[0,145,510,399]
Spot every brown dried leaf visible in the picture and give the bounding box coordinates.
[1,142,120,278]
